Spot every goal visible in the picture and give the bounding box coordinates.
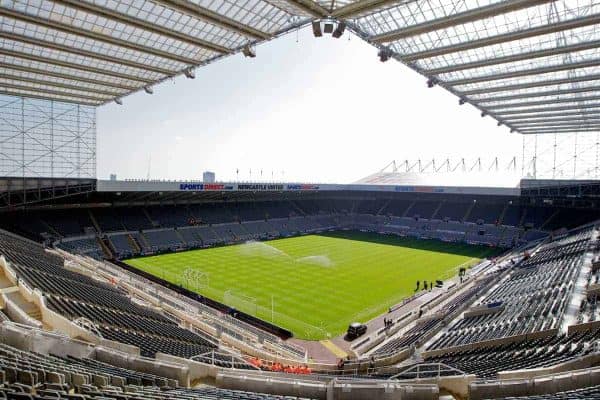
[182,268,210,290]
[223,289,257,315]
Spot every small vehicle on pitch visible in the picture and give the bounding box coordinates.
[346,322,367,340]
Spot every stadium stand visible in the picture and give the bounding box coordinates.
[0,191,599,400]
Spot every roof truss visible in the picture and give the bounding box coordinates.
[1,0,600,135]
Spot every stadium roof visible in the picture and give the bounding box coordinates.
[1,0,599,134]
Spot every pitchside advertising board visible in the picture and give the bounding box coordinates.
[97,180,520,196]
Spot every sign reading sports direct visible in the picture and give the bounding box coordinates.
[178,183,320,191]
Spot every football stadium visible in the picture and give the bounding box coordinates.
[2,1,600,400]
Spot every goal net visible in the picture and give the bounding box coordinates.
[182,268,209,290]
[223,289,257,315]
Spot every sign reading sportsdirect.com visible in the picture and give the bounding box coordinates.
[96,180,519,197]
[178,183,318,191]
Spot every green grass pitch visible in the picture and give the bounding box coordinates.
[125,231,499,340]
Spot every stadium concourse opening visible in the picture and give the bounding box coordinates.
[124,230,499,340]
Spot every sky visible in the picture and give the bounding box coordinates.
[97,26,525,184]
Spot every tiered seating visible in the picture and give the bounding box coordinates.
[107,233,137,258]
[408,201,439,219]
[0,342,309,399]
[372,277,494,357]
[467,203,505,224]
[428,232,591,351]
[0,230,220,360]
[436,202,470,221]
[118,208,154,231]
[142,229,185,252]
[146,205,190,228]
[424,329,600,378]
[57,238,104,260]
[522,207,556,229]
[176,227,203,248]
[373,318,442,357]
[491,385,600,399]
[43,210,93,237]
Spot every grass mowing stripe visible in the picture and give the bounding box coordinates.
[125,231,500,340]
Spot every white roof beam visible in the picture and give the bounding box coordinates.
[0,83,105,103]
[513,118,600,128]
[0,49,153,84]
[277,0,330,17]
[372,0,553,44]
[0,73,121,97]
[447,58,600,86]
[519,126,600,134]
[460,73,600,96]
[0,30,174,76]
[0,89,99,106]
[476,86,600,103]
[332,0,405,18]
[428,40,600,75]
[151,0,270,40]
[52,0,230,54]
[0,7,201,65]
[503,111,600,121]
[487,95,600,110]
[495,103,600,116]
[0,62,138,91]
[401,13,600,61]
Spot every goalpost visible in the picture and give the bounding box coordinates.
[223,289,258,315]
[182,268,210,290]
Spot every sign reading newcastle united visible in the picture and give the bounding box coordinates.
[97,180,520,196]
[238,184,284,191]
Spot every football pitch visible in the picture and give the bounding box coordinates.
[125,231,499,340]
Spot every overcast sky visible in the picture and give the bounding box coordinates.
[98,26,524,184]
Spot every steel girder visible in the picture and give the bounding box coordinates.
[495,103,600,116]
[0,31,175,76]
[372,0,552,44]
[512,119,600,128]
[0,7,201,65]
[519,126,600,134]
[460,73,600,96]
[446,58,600,86]
[0,48,153,84]
[0,81,108,102]
[332,0,405,18]
[426,40,600,75]
[279,0,329,17]
[151,0,270,40]
[502,111,600,121]
[486,95,600,110]
[0,89,100,106]
[401,14,600,62]
[0,62,139,91]
[52,0,230,54]
[0,73,122,96]
[476,86,600,104]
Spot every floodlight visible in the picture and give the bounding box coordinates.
[312,21,322,37]
[114,98,123,105]
[427,78,438,88]
[332,22,346,38]
[459,98,466,105]
[184,68,196,79]
[144,86,154,94]
[242,45,256,58]
[497,122,503,127]
[481,112,487,117]
[378,49,391,62]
